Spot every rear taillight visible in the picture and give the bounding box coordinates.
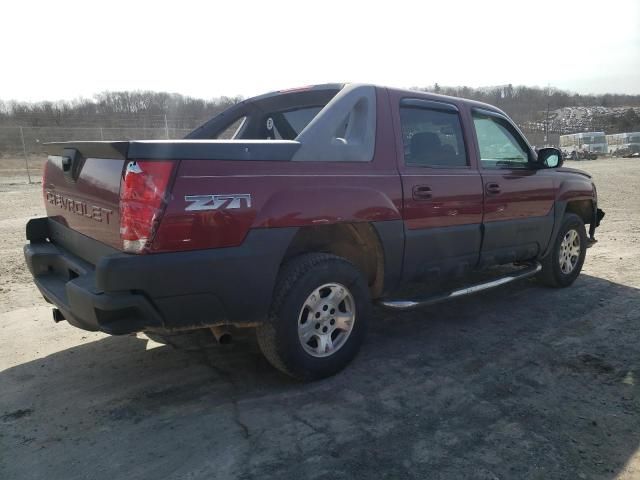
[119,160,175,254]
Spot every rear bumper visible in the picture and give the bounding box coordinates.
[24,241,165,334]
[24,218,297,335]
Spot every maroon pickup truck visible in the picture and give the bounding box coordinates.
[24,84,604,380]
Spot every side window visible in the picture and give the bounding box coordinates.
[472,114,531,168]
[399,106,467,167]
[214,116,246,139]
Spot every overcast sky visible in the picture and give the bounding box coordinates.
[2,0,639,102]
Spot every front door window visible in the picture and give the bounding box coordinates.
[473,114,531,169]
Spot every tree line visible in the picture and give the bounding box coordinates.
[422,83,640,111]
[1,85,639,133]
[0,91,242,129]
[419,84,640,133]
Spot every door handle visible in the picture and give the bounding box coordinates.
[412,185,432,200]
[485,182,501,195]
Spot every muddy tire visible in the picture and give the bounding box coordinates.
[256,253,370,381]
[539,213,587,288]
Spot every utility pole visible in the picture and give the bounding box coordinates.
[19,127,32,184]
[164,114,169,139]
[545,103,550,146]
[544,83,551,146]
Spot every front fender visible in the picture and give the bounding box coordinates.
[541,174,598,258]
[556,175,595,203]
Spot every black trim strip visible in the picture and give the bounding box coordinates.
[471,107,507,119]
[44,140,302,161]
[44,141,129,159]
[127,140,301,161]
[400,98,459,112]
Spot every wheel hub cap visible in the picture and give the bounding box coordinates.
[298,283,356,358]
[559,229,581,274]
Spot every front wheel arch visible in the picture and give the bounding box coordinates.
[538,213,587,288]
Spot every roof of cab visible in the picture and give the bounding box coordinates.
[275,83,509,117]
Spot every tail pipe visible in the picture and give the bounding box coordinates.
[52,308,65,323]
[210,326,233,345]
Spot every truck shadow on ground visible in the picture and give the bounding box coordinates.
[2,274,639,479]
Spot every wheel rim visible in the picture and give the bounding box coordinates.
[297,283,356,358]
[559,229,581,274]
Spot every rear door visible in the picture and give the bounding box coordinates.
[392,97,483,281]
[470,109,555,266]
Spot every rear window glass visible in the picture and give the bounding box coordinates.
[188,87,341,141]
[215,117,246,139]
[263,107,324,140]
[283,107,322,134]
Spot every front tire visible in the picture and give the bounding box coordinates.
[257,253,370,381]
[539,213,587,287]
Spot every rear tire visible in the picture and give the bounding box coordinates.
[257,253,370,381]
[539,213,587,288]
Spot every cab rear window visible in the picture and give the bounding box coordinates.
[188,86,341,141]
[265,107,324,140]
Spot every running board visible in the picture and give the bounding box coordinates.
[378,262,542,311]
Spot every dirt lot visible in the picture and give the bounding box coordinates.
[0,154,46,185]
[1,159,639,479]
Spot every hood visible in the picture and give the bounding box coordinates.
[556,167,592,179]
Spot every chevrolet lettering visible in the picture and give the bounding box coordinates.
[45,191,113,224]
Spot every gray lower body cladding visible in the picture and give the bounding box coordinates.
[24,218,297,334]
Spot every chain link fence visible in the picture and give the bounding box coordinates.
[0,126,192,185]
[0,124,562,186]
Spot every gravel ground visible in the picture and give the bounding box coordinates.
[0,159,639,479]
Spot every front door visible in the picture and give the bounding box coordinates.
[471,109,555,266]
[394,98,484,281]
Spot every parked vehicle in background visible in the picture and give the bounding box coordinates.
[607,132,640,157]
[24,84,604,380]
[566,149,598,161]
[560,132,608,159]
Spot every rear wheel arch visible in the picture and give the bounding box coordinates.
[280,223,385,298]
[257,252,371,380]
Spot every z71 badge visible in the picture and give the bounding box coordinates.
[184,194,252,211]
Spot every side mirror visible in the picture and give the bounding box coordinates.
[537,147,563,168]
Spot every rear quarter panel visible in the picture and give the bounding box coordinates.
[153,87,403,252]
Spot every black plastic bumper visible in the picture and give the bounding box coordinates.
[24,241,165,334]
[24,218,297,335]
